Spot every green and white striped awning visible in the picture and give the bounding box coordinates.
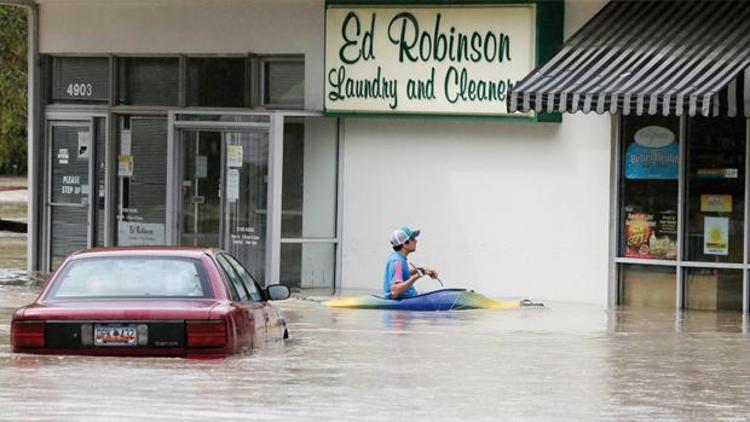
[508,0,750,117]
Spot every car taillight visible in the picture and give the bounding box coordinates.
[11,321,46,349]
[186,320,227,348]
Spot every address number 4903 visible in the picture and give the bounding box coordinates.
[66,83,93,97]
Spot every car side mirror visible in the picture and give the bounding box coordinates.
[266,284,290,301]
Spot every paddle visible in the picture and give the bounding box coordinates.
[410,263,444,287]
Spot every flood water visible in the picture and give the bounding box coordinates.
[2,274,750,421]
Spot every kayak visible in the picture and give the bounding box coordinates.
[321,288,543,311]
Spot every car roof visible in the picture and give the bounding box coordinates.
[69,246,218,260]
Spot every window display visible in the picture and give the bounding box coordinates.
[686,115,745,263]
[619,113,748,310]
[620,116,680,260]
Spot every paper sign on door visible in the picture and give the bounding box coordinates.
[227,168,240,202]
[118,155,134,177]
[227,145,243,168]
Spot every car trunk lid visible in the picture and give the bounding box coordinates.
[15,300,222,354]
[22,299,220,320]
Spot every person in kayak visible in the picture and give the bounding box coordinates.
[383,226,438,299]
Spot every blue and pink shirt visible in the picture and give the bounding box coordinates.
[383,251,417,299]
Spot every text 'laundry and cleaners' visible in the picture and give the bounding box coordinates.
[324,7,536,115]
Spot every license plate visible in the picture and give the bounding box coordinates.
[94,324,137,346]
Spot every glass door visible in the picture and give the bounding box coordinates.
[178,130,223,248]
[47,121,92,270]
[175,125,269,284]
[683,115,746,311]
[222,130,269,284]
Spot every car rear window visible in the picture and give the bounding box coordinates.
[47,257,212,298]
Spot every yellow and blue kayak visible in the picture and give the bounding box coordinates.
[321,288,542,311]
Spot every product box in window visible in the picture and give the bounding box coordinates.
[624,207,677,260]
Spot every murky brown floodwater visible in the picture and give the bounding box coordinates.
[2,272,750,421]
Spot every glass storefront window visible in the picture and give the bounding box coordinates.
[620,264,676,309]
[686,116,745,263]
[50,57,109,103]
[281,243,335,289]
[117,57,179,106]
[282,121,304,238]
[116,116,168,246]
[280,116,337,290]
[620,116,680,260]
[187,57,247,108]
[263,58,304,108]
[281,117,338,238]
[685,268,742,311]
[176,114,269,123]
[618,113,749,312]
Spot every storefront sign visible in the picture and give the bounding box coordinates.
[700,194,732,213]
[704,216,729,256]
[625,126,678,179]
[118,222,166,246]
[324,5,536,116]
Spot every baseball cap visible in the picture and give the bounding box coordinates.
[390,226,420,246]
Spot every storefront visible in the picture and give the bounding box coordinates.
[16,0,633,306]
[27,0,342,289]
[510,1,750,311]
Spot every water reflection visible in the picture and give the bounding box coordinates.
[381,310,470,331]
[2,281,750,420]
[612,307,748,334]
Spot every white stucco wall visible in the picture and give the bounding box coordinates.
[340,114,612,303]
[340,0,611,304]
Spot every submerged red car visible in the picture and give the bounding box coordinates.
[11,247,290,358]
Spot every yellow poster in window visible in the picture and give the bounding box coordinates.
[700,194,732,212]
[118,155,133,177]
[704,216,729,256]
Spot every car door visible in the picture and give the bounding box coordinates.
[223,254,284,341]
[216,254,266,347]
[215,256,255,349]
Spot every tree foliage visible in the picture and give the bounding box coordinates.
[0,6,27,175]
